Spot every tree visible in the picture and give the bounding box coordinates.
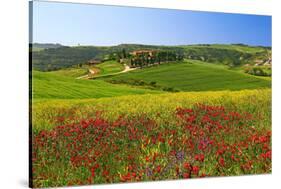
[122,48,127,59]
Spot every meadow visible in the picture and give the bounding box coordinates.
[51,67,89,78]
[32,70,161,99]
[32,89,271,187]
[31,45,272,188]
[94,60,125,77]
[32,89,271,131]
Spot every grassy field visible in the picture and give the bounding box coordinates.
[31,55,272,187]
[103,60,271,92]
[93,60,124,77]
[32,59,271,132]
[32,89,271,132]
[51,67,89,78]
[32,71,162,99]
[32,59,271,131]
[181,44,268,54]
[49,60,125,79]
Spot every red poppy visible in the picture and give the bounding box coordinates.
[195,154,205,162]
[90,167,95,177]
[192,166,200,175]
[219,157,225,167]
[183,173,190,178]
[183,162,190,169]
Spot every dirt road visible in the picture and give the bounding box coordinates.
[76,64,137,79]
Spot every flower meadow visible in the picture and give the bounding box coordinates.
[32,103,271,187]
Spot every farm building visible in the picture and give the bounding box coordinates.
[130,50,158,56]
[87,59,101,65]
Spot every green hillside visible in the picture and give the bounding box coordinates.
[31,46,105,71]
[181,45,270,66]
[30,43,64,52]
[50,67,88,78]
[31,43,271,71]
[103,60,271,92]
[49,60,125,78]
[94,60,124,77]
[181,44,269,53]
[32,71,162,99]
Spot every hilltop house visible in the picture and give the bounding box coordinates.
[87,59,101,65]
[130,50,158,57]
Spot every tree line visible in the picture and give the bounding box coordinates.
[130,50,184,68]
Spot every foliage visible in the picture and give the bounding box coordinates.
[130,50,184,68]
[31,46,106,71]
[108,79,179,92]
[244,66,271,77]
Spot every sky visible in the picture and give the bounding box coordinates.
[31,1,272,47]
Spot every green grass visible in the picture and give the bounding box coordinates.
[103,60,271,92]
[94,60,124,77]
[50,67,89,78]
[49,61,125,78]
[181,44,268,54]
[32,71,162,100]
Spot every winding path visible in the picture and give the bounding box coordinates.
[76,69,96,79]
[120,64,137,73]
[76,64,137,79]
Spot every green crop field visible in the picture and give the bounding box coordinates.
[102,60,271,92]
[94,60,125,77]
[50,60,125,78]
[32,71,162,99]
[51,67,89,78]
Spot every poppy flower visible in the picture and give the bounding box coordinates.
[219,157,225,167]
[192,166,200,175]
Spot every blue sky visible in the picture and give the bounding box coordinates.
[32,1,272,46]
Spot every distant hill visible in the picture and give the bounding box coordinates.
[31,46,106,71]
[31,43,271,71]
[30,43,65,52]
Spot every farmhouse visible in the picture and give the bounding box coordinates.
[130,50,158,56]
[87,59,101,65]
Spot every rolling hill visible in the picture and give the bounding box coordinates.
[32,71,162,100]
[30,43,64,52]
[102,60,271,92]
[31,43,271,71]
